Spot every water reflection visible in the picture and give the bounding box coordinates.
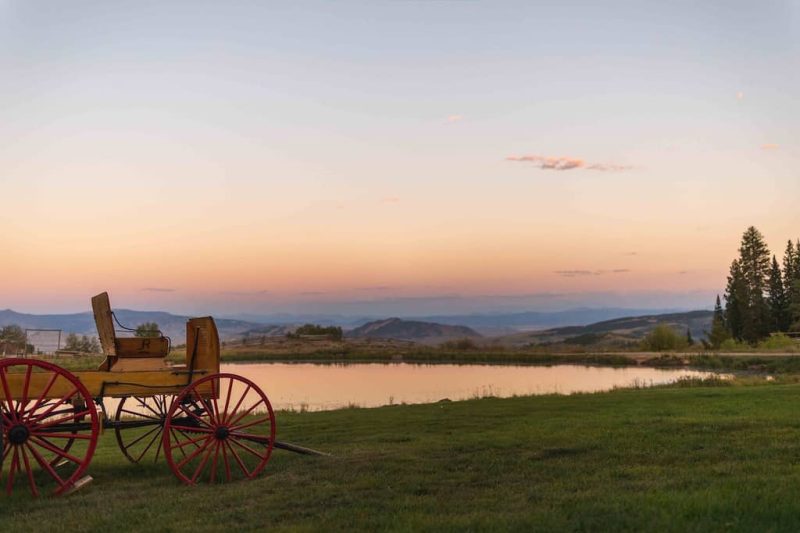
[206,362,721,412]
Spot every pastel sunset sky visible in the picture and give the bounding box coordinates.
[1,1,798,315]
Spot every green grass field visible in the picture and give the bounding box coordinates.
[5,382,800,531]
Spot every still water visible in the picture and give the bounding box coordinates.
[217,362,721,412]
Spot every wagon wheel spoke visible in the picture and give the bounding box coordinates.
[221,439,232,482]
[119,408,161,422]
[29,436,83,465]
[24,372,60,420]
[137,397,164,420]
[209,441,221,484]
[19,444,39,497]
[176,436,215,471]
[225,440,251,478]
[25,442,66,490]
[190,441,217,484]
[176,403,214,429]
[122,424,162,452]
[229,437,268,461]
[33,409,92,431]
[231,416,273,432]
[134,427,164,463]
[28,388,79,424]
[5,447,19,495]
[227,398,265,428]
[169,428,188,458]
[0,368,18,423]
[19,365,33,417]
[222,378,234,423]
[223,384,251,425]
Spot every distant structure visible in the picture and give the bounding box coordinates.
[25,328,63,355]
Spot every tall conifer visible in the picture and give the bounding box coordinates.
[724,259,747,340]
[707,295,729,348]
[767,255,789,332]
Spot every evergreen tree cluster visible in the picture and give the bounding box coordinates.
[711,227,800,347]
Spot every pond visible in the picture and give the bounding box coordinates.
[216,362,722,412]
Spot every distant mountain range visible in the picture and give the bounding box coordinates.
[410,308,690,334]
[221,307,692,333]
[496,310,714,348]
[0,306,711,348]
[0,309,260,345]
[347,318,481,344]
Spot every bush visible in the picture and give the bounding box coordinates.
[287,324,343,341]
[135,322,161,338]
[64,333,101,353]
[640,324,688,351]
[758,333,797,350]
[439,338,478,351]
[719,338,751,351]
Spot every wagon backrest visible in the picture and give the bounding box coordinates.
[92,292,117,356]
[186,317,220,375]
[91,291,170,362]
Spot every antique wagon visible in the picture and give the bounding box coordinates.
[0,292,278,496]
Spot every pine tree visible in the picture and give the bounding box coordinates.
[767,255,790,332]
[724,259,747,341]
[708,294,730,348]
[686,328,694,345]
[784,240,796,295]
[786,239,800,331]
[737,226,772,342]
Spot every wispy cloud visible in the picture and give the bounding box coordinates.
[761,143,779,150]
[354,285,397,291]
[381,196,400,204]
[141,287,175,292]
[554,270,595,277]
[555,269,631,277]
[506,154,631,172]
[623,251,638,256]
[221,289,271,296]
[446,114,463,123]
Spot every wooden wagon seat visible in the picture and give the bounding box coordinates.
[91,292,170,371]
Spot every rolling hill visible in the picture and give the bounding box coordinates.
[496,310,714,348]
[347,318,481,344]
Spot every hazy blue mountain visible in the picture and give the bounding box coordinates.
[0,309,261,345]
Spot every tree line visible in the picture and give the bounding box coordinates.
[708,226,800,347]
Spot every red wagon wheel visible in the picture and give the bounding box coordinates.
[163,373,276,485]
[0,358,99,497]
[114,395,175,463]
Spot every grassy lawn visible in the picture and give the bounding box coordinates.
[4,383,800,531]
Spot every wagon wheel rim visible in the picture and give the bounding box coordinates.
[0,358,99,497]
[114,395,175,464]
[163,373,276,485]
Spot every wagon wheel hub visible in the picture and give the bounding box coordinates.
[8,424,30,445]
[214,426,230,440]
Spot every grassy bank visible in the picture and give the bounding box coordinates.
[5,383,800,531]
